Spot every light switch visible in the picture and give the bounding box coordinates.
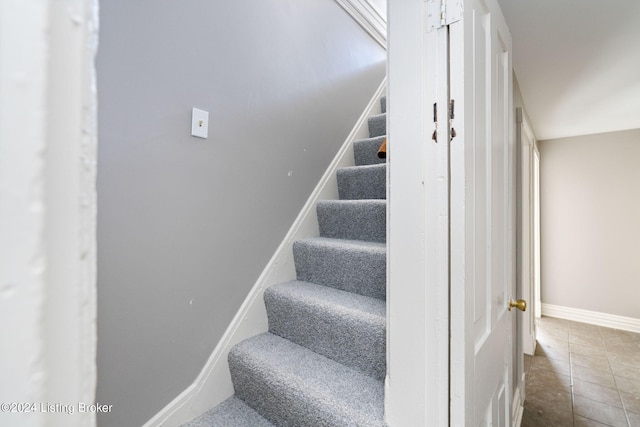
[191,108,209,139]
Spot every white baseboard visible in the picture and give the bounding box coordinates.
[143,79,387,427]
[541,303,640,333]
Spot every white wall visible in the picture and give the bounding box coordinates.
[0,1,98,426]
[539,129,640,319]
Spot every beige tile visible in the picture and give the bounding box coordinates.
[539,316,570,330]
[521,405,573,427]
[537,333,570,348]
[524,353,532,376]
[611,362,640,380]
[538,327,570,342]
[531,355,571,376]
[571,352,612,373]
[569,320,601,334]
[524,390,574,425]
[600,327,640,344]
[628,411,640,427]
[574,414,614,426]
[616,376,640,396]
[572,364,617,389]
[526,385,573,412]
[570,342,608,359]
[607,345,640,368]
[535,339,570,362]
[620,391,640,415]
[572,378,623,408]
[570,333,606,349]
[573,395,629,427]
[527,368,572,394]
[606,339,640,353]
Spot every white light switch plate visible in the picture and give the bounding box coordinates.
[191,108,209,139]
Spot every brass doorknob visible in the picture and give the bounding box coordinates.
[508,299,527,312]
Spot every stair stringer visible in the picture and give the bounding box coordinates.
[143,77,387,427]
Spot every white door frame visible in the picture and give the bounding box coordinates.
[386,0,450,425]
[533,145,542,320]
[517,107,538,356]
[0,2,98,426]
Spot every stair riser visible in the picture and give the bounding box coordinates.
[354,136,386,166]
[317,201,386,243]
[293,240,386,300]
[367,113,386,138]
[265,287,385,381]
[337,164,386,200]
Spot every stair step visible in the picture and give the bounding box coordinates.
[381,96,386,114]
[317,200,386,243]
[264,281,385,381]
[354,135,386,166]
[368,113,386,138]
[337,163,386,200]
[293,237,386,300]
[228,333,386,427]
[181,396,274,427]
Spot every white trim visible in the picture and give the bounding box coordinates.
[385,0,449,423]
[334,0,387,48]
[0,2,98,425]
[143,78,387,427]
[513,404,524,427]
[517,107,537,356]
[542,304,640,333]
[511,384,523,427]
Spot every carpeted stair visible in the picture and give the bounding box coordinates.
[183,96,387,427]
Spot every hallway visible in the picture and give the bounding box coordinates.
[522,317,640,426]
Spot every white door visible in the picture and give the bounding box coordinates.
[449,0,521,425]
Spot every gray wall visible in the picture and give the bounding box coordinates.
[96,1,385,426]
[539,129,640,319]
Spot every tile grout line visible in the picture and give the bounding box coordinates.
[568,322,576,426]
[599,325,632,427]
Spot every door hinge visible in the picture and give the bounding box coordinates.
[427,0,463,31]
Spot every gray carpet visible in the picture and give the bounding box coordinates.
[182,96,387,427]
[183,397,275,427]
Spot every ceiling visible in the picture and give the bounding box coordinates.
[496,0,640,140]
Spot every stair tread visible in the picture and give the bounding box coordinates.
[265,281,386,379]
[181,396,274,427]
[317,199,386,207]
[296,236,386,253]
[230,332,385,426]
[337,162,386,173]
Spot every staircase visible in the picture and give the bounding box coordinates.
[184,97,388,427]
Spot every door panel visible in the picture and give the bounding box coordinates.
[450,0,516,425]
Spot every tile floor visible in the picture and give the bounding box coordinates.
[522,316,640,427]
